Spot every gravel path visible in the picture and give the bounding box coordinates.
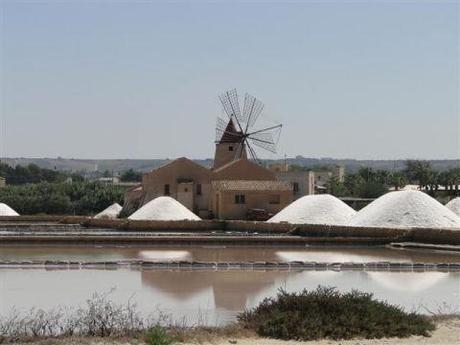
[15,318,460,345]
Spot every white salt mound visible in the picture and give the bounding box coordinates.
[446,197,460,217]
[0,203,19,216]
[128,196,201,221]
[348,191,460,229]
[267,194,356,225]
[94,203,122,219]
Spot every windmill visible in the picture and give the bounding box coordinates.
[215,89,282,164]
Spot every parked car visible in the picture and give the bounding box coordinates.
[246,208,273,221]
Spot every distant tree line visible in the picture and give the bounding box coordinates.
[0,181,124,215]
[326,160,459,198]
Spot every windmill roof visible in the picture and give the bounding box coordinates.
[219,119,242,143]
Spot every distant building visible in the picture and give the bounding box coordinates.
[124,119,293,220]
[272,165,345,199]
[97,176,121,184]
[0,177,5,188]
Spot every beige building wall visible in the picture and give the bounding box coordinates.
[213,189,292,220]
[213,142,247,170]
[0,177,5,188]
[141,157,212,214]
[276,171,315,198]
[213,159,276,181]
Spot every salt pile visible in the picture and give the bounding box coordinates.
[446,197,460,217]
[348,191,460,228]
[94,203,122,219]
[128,196,201,221]
[0,203,19,216]
[267,194,356,225]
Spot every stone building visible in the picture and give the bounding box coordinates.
[274,165,345,199]
[0,177,5,188]
[124,119,293,220]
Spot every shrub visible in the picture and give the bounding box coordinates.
[238,286,435,341]
[145,325,175,345]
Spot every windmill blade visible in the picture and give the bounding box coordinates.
[248,132,277,153]
[242,93,264,130]
[245,139,260,164]
[219,89,241,122]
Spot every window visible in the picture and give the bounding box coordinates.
[196,183,202,195]
[228,146,234,151]
[269,194,281,204]
[184,188,188,192]
[293,182,299,194]
[234,194,246,204]
[164,184,170,195]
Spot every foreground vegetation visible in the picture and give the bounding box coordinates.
[239,287,435,340]
[0,287,438,344]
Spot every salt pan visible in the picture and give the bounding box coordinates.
[348,191,460,228]
[94,203,122,219]
[446,197,460,217]
[0,203,19,216]
[128,196,200,221]
[267,194,356,225]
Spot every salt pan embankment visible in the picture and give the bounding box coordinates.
[348,191,460,228]
[267,194,356,225]
[94,203,122,219]
[128,196,200,221]
[0,203,19,216]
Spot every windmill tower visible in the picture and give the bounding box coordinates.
[213,89,282,169]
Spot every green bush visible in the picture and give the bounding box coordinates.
[0,181,124,215]
[144,326,175,345]
[238,286,435,341]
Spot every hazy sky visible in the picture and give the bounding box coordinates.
[1,1,458,160]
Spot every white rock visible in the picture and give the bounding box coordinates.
[349,191,460,228]
[0,203,19,216]
[128,196,200,221]
[267,194,356,225]
[94,203,122,219]
[446,197,460,217]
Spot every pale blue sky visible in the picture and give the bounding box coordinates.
[1,0,458,160]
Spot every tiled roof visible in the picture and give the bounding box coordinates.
[212,180,292,191]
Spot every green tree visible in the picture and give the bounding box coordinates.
[120,169,142,182]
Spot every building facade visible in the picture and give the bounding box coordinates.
[124,119,294,220]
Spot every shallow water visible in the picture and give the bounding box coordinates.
[0,269,458,325]
[0,245,459,325]
[1,245,460,263]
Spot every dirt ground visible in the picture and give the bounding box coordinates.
[12,318,460,345]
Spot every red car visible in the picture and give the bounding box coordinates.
[246,208,273,221]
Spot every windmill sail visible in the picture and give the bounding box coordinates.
[215,89,282,164]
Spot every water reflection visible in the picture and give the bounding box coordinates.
[367,272,448,292]
[141,270,291,310]
[0,269,458,323]
[1,245,460,263]
[138,250,192,261]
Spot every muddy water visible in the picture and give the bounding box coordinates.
[1,245,460,263]
[0,269,458,325]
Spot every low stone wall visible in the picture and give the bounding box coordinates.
[3,216,460,246]
[0,215,66,222]
[0,260,458,272]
